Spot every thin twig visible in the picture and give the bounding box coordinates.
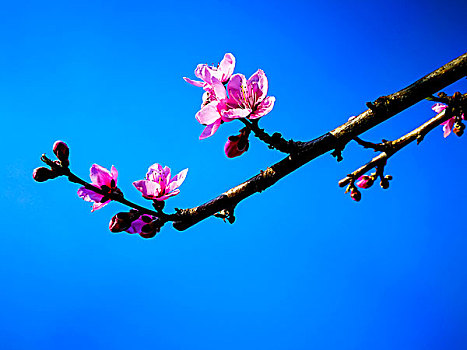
[338,109,449,187]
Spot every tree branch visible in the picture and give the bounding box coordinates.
[172,52,467,231]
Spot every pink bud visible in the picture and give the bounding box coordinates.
[53,140,69,166]
[224,130,250,158]
[355,175,374,189]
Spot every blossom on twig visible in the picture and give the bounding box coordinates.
[133,163,188,201]
[77,164,119,212]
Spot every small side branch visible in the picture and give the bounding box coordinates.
[239,118,304,153]
[339,109,450,188]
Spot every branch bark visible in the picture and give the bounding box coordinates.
[172,52,467,231]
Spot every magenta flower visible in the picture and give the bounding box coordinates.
[432,103,465,138]
[183,53,236,88]
[77,164,119,212]
[195,77,250,139]
[133,163,188,201]
[226,69,275,120]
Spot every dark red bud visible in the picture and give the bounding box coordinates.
[140,218,162,238]
[109,212,136,232]
[53,140,69,165]
[380,178,390,189]
[32,167,57,182]
[453,122,465,137]
[350,189,361,202]
[224,131,250,158]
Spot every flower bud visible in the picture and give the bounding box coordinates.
[380,178,390,189]
[32,167,57,182]
[453,122,465,137]
[225,130,250,158]
[140,219,162,239]
[53,140,70,166]
[355,175,374,189]
[109,212,138,232]
[350,188,361,202]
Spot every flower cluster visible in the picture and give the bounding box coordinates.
[184,53,275,157]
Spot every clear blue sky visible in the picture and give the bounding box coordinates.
[1,0,466,349]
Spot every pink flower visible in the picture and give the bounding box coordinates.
[432,103,465,138]
[355,175,374,189]
[77,164,119,212]
[224,130,250,158]
[195,77,250,139]
[226,69,275,120]
[183,53,236,88]
[133,163,188,201]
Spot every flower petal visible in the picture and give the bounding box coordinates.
[183,77,205,87]
[196,102,221,126]
[199,119,221,140]
[156,189,180,201]
[218,53,235,82]
[250,96,275,119]
[111,165,118,186]
[167,168,188,193]
[133,179,162,199]
[89,164,112,187]
[248,69,268,104]
[432,103,447,114]
[227,74,248,106]
[91,200,110,212]
[443,118,455,138]
[221,108,251,122]
[77,187,104,203]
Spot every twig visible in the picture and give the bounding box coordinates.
[338,109,449,188]
[239,118,304,153]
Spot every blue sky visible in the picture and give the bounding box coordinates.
[1,0,466,349]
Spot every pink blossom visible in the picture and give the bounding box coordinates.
[133,163,188,201]
[195,77,250,139]
[432,103,465,138]
[226,70,275,120]
[77,164,118,212]
[183,53,236,88]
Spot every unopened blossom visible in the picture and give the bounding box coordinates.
[195,77,250,139]
[224,130,250,158]
[183,53,236,88]
[355,175,374,189]
[32,167,58,182]
[350,188,361,202]
[53,140,69,165]
[77,164,119,212]
[133,163,188,201]
[126,214,153,234]
[432,103,465,138]
[226,69,275,120]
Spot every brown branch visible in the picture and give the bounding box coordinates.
[338,108,450,187]
[172,52,467,231]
